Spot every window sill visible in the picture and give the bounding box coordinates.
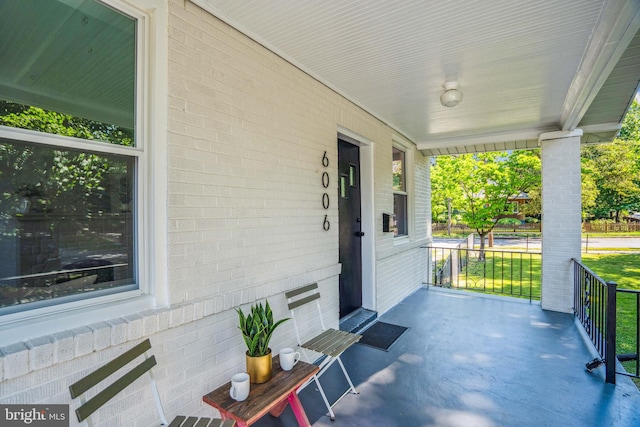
[0,294,226,380]
[0,292,157,347]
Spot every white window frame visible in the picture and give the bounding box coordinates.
[0,0,168,343]
[392,137,414,241]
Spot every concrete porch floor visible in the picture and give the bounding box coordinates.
[253,287,640,427]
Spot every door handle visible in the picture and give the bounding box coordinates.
[355,231,365,237]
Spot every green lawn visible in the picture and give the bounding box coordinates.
[450,250,542,300]
[581,253,640,379]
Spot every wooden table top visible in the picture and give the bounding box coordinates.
[203,356,319,425]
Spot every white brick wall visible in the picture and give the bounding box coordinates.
[373,134,430,315]
[0,0,430,424]
[541,133,582,313]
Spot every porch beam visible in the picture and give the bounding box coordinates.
[560,0,640,131]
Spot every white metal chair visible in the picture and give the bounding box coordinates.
[285,283,361,420]
[69,339,234,427]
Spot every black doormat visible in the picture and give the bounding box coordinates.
[357,321,408,351]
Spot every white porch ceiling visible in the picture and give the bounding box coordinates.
[192,0,640,155]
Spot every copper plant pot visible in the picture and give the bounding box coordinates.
[246,349,272,383]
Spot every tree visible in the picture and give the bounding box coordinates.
[431,150,541,254]
[581,140,640,220]
[430,155,465,233]
[462,151,540,255]
[579,98,640,220]
[617,99,640,141]
[580,157,599,219]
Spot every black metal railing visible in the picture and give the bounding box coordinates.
[572,259,617,384]
[425,246,541,302]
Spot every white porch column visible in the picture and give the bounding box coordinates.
[540,130,582,313]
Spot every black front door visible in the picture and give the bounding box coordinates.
[338,139,363,318]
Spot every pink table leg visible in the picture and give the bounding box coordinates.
[269,398,289,418]
[287,391,311,427]
[221,412,246,427]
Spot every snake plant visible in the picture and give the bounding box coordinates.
[237,300,289,357]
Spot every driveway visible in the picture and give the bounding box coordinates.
[432,235,640,252]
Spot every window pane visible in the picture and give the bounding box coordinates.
[0,0,136,146]
[0,139,136,313]
[349,164,357,187]
[0,101,134,147]
[393,193,407,236]
[340,174,348,198]
[392,147,405,191]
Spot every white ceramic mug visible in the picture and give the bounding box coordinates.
[280,347,301,371]
[229,372,250,401]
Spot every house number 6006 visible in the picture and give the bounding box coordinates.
[322,172,330,189]
[322,151,330,231]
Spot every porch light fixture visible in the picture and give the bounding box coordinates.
[440,81,463,107]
